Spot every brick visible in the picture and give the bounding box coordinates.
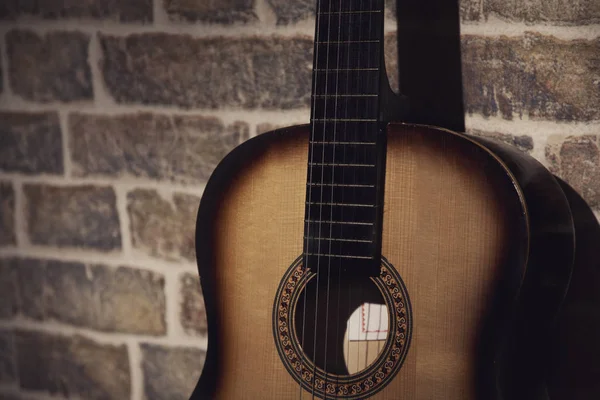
[180,273,206,336]
[0,330,16,384]
[7,30,92,102]
[546,135,600,210]
[16,330,130,399]
[12,258,45,320]
[0,0,152,22]
[0,259,18,319]
[461,34,600,121]
[69,113,248,184]
[468,130,534,152]
[100,34,313,109]
[127,189,199,262]
[266,0,396,24]
[482,0,600,24]
[266,0,313,24]
[0,182,16,246]
[141,344,205,400]
[385,0,397,19]
[5,257,166,334]
[164,0,257,23]
[0,112,63,174]
[460,0,483,21]
[24,185,121,250]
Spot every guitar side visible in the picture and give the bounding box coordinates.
[190,123,574,400]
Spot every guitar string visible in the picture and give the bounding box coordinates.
[353,0,368,378]
[311,0,333,397]
[333,0,355,396]
[322,0,345,396]
[306,1,383,398]
[318,1,381,395]
[377,292,385,367]
[363,0,377,372]
[301,0,323,397]
[335,0,368,388]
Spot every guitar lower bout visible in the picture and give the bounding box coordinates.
[273,255,412,399]
[191,123,574,400]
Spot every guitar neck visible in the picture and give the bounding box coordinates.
[311,0,385,128]
[304,0,387,278]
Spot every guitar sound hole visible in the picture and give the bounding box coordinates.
[293,276,389,376]
[273,258,411,398]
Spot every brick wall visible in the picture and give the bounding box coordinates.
[0,1,598,399]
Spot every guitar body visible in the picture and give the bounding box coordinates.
[191,123,574,399]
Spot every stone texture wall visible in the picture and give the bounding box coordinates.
[0,1,598,399]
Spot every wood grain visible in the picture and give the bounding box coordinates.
[206,124,523,399]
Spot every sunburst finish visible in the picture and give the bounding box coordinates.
[189,124,571,400]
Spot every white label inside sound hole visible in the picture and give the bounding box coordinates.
[347,303,389,341]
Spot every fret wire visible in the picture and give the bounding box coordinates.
[305,237,373,243]
[307,182,375,188]
[316,40,380,44]
[312,94,377,97]
[306,202,375,208]
[309,162,375,167]
[314,68,379,72]
[319,10,383,14]
[305,253,373,259]
[305,219,374,226]
[312,118,377,122]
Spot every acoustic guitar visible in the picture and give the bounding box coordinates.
[190,0,575,398]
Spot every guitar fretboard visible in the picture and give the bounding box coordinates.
[304,0,385,276]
